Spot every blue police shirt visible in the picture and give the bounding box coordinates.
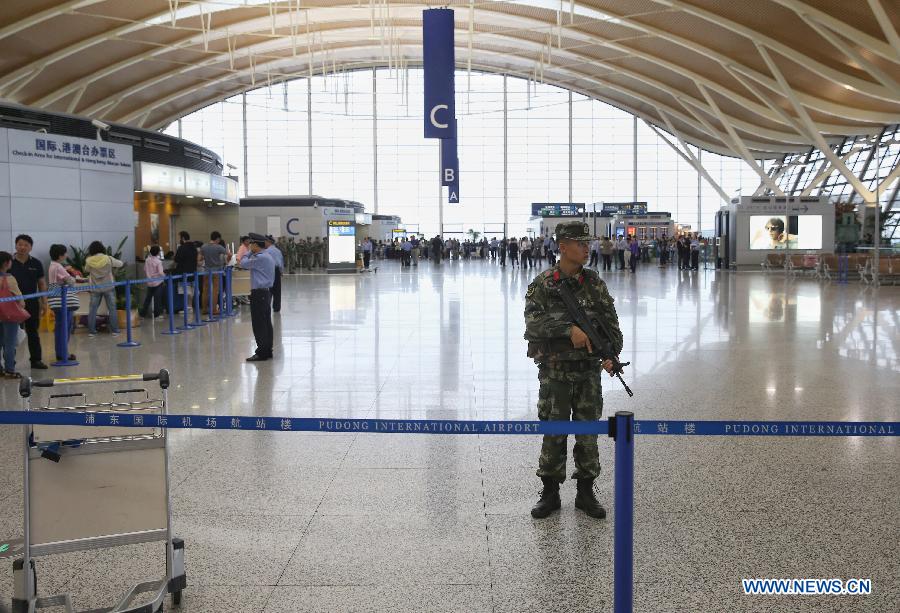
[265,245,285,270]
[241,250,276,290]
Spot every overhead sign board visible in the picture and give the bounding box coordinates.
[8,129,133,174]
[604,202,648,216]
[531,203,585,217]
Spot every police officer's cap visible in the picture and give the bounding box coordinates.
[248,232,267,246]
[555,221,594,242]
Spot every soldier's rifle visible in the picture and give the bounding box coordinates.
[555,282,634,397]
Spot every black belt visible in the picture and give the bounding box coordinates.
[250,287,271,293]
[542,361,598,373]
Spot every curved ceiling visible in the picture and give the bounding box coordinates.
[0,0,899,158]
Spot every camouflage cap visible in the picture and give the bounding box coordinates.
[555,221,594,242]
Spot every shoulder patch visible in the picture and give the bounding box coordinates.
[525,285,535,298]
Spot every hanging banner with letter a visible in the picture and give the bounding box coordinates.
[423,8,456,139]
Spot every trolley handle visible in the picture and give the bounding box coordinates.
[18,370,170,397]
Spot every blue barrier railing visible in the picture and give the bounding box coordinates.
[0,269,234,365]
[0,406,895,613]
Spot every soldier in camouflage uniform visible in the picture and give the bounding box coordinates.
[312,237,323,268]
[524,221,624,519]
[285,238,297,274]
[301,238,312,271]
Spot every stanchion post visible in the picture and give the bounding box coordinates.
[611,410,634,613]
[203,271,217,323]
[178,274,193,331]
[225,267,234,317]
[161,275,181,335]
[51,285,78,366]
[116,281,140,347]
[192,272,206,327]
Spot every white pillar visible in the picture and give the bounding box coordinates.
[373,67,379,214]
[241,94,248,196]
[503,74,508,237]
[568,90,573,204]
[632,115,638,203]
[307,79,313,195]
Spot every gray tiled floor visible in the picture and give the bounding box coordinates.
[0,260,898,612]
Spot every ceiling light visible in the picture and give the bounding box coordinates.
[216,202,226,206]
[186,195,194,199]
[203,198,212,202]
[134,190,143,193]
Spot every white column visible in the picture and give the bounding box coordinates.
[568,89,573,203]
[503,74,508,237]
[373,67,379,214]
[307,79,313,195]
[632,115,638,202]
[697,148,702,234]
[241,93,248,196]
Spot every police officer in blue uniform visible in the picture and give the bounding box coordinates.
[241,233,276,361]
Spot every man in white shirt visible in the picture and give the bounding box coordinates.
[615,236,628,270]
[589,239,600,267]
[520,237,532,268]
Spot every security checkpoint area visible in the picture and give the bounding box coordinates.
[0,1,899,613]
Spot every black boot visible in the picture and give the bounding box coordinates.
[531,477,561,519]
[575,478,607,519]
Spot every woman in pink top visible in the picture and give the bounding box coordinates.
[47,244,82,363]
[140,245,166,318]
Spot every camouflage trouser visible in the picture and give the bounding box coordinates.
[535,367,603,483]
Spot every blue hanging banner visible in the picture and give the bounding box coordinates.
[448,180,460,204]
[423,8,456,139]
[441,137,458,187]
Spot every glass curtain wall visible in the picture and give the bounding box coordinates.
[166,68,756,236]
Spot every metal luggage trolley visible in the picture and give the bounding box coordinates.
[12,370,186,613]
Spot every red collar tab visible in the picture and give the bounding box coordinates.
[578,273,585,284]
[552,271,560,282]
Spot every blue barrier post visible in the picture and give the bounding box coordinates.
[192,272,206,327]
[225,267,235,317]
[178,274,193,331]
[161,275,181,335]
[612,410,634,613]
[203,271,216,323]
[51,286,78,366]
[116,281,140,348]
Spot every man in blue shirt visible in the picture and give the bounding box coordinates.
[264,235,285,313]
[241,234,276,361]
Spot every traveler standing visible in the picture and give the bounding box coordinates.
[0,251,27,378]
[200,231,230,314]
[589,238,599,267]
[140,245,166,318]
[600,237,614,271]
[173,230,199,310]
[362,237,373,269]
[47,244,80,363]
[690,235,701,270]
[508,237,519,267]
[524,221,623,520]
[10,235,48,369]
[629,237,639,273]
[615,236,627,270]
[264,236,284,313]
[84,241,123,337]
[499,238,508,266]
[410,236,420,266]
[241,234,276,362]
[520,237,532,268]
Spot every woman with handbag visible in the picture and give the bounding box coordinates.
[48,244,82,363]
[0,251,30,378]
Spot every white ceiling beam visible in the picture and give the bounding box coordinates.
[0,0,105,42]
[755,42,876,203]
[106,35,795,154]
[866,0,900,62]
[648,115,731,203]
[659,0,898,101]
[721,64,807,137]
[798,14,900,98]
[770,0,900,63]
[0,4,178,92]
[874,162,900,198]
[24,3,895,129]
[685,86,786,195]
[75,20,826,147]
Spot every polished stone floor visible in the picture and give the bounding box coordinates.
[0,259,897,612]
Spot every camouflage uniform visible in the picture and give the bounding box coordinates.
[301,238,312,270]
[312,238,323,268]
[524,225,623,484]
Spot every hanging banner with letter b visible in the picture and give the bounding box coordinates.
[423,8,459,203]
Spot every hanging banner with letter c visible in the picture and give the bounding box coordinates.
[423,8,456,139]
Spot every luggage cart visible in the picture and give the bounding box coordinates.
[11,370,185,613]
